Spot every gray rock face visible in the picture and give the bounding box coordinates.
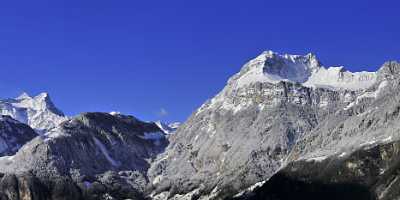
[0,112,168,200]
[0,173,50,200]
[148,52,400,199]
[289,61,400,160]
[0,115,37,156]
[241,139,400,200]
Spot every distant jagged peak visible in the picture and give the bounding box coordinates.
[33,92,49,100]
[13,92,64,116]
[0,92,67,132]
[260,50,319,62]
[16,92,32,100]
[231,50,377,91]
[16,92,50,101]
[250,50,321,69]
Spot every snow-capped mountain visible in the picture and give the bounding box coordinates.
[148,51,400,200]
[0,92,68,133]
[0,51,398,200]
[0,112,168,199]
[233,60,400,200]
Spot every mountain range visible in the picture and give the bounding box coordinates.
[0,51,399,200]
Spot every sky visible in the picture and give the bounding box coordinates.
[0,0,399,122]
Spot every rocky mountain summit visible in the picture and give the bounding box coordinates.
[231,51,376,90]
[148,52,400,199]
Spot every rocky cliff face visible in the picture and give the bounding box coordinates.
[148,52,399,199]
[0,112,168,200]
[288,61,400,160]
[0,115,37,156]
[235,61,400,200]
[240,138,400,200]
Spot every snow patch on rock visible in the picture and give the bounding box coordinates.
[93,137,120,167]
[155,121,179,134]
[305,155,328,162]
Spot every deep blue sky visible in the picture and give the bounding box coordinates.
[0,0,399,122]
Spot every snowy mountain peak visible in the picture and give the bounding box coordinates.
[233,51,321,87]
[260,50,319,65]
[233,51,376,90]
[15,92,64,116]
[263,50,275,55]
[16,92,51,101]
[16,92,32,100]
[34,92,49,99]
[0,92,67,132]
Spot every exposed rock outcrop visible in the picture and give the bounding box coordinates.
[0,115,37,156]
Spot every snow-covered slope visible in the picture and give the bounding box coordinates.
[168,122,181,130]
[0,92,68,133]
[234,51,376,90]
[155,121,180,134]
